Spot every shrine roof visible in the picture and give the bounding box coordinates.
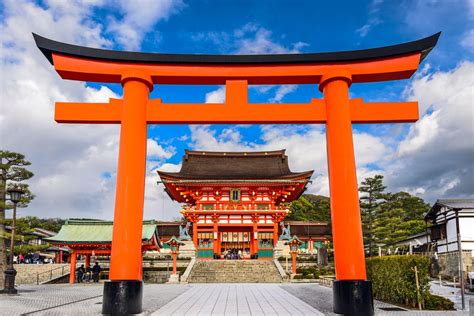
[33,32,439,65]
[156,221,192,237]
[45,219,160,245]
[158,149,313,181]
[425,198,474,221]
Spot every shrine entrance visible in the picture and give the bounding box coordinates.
[220,229,251,259]
[34,32,440,316]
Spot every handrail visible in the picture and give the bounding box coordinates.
[35,264,70,285]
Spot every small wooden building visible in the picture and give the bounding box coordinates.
[45,219,161,283]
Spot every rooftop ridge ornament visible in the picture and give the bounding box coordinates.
[34,32,440,316]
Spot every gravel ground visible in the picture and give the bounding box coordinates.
[280,283,470,316]
[280,283,336,315]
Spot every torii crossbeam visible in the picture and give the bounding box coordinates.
[34,32,439,316]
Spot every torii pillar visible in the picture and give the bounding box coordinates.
[321,71,371,313]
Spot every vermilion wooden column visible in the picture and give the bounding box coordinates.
[291,252,297,274]
[251,215,259,256]
[85,254,90,269]
[104,74,152,313]
[321,72,373,314]
[273,222,278,246]
[213,222,218,255]
[69,251,76,284]
[193,223,198,248]
[172,253,177,275]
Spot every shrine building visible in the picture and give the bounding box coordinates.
[158,149,326,259]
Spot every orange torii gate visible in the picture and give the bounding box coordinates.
[34,32,439,315]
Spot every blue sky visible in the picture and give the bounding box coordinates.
[1,0,473,220]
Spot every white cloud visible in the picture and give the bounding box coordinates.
[205,87,226,103]
[355,0,383,37]
[187,63,473,203]
[269,85,297,103]
[0,0,179,221]
[144,162,182,221]
[234,23,307,55]
[194,23,308,103]
[187,124,389,197]
[147,139,175,159]
[385,61,474,200]
[460,28,474,52]
[106,0,185,50]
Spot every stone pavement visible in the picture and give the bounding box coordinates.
[0,283,470,315]
[152,283,322,315]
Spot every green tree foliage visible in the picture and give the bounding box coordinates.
[359,175,386,255]
[0,150,34,282]
[287,194,331,223]
[359,175,430,254]
[4,216,65,236]
[289,176,430,256]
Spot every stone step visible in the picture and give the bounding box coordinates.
[187,260,282,283]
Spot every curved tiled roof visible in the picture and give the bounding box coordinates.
[45,219,160,245]
[158,149,313,181]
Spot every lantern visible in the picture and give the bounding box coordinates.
[284,235,303,275]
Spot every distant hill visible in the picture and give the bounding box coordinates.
[303,194,329,205]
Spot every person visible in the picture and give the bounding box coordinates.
[238,249,242,260]
[77,264,85,283]
[19,254,24,263]
[92,262,101,283]
[85,265,92,282]
[13,255,18,264]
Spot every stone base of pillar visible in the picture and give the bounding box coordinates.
[333,280,373,315]
[167,274,180,284]
[0,268,17,295]
[179,240,197,260]
[273,240,290,259]
[102,280,142,315]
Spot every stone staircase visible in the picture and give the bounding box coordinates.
[187,260,282,283]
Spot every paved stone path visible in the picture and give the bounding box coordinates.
[152,284,323,315]
[0,283,470,315]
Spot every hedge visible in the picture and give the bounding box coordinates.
[366,255,454,310]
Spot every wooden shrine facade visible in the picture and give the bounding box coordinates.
[159,150,317,259]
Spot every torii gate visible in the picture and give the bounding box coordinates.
[34,32,439,315]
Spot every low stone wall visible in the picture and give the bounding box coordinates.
[14,264,70,285]
[437,251,474,279]
[143,270,171,283]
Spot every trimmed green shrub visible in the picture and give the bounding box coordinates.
[366,255,431,308]
[424,294,454,310]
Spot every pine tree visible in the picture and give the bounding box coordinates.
[359,175,385,256]
[0,151,34,284]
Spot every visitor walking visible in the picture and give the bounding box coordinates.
[92,262,101,283]
[77,264,85,283]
